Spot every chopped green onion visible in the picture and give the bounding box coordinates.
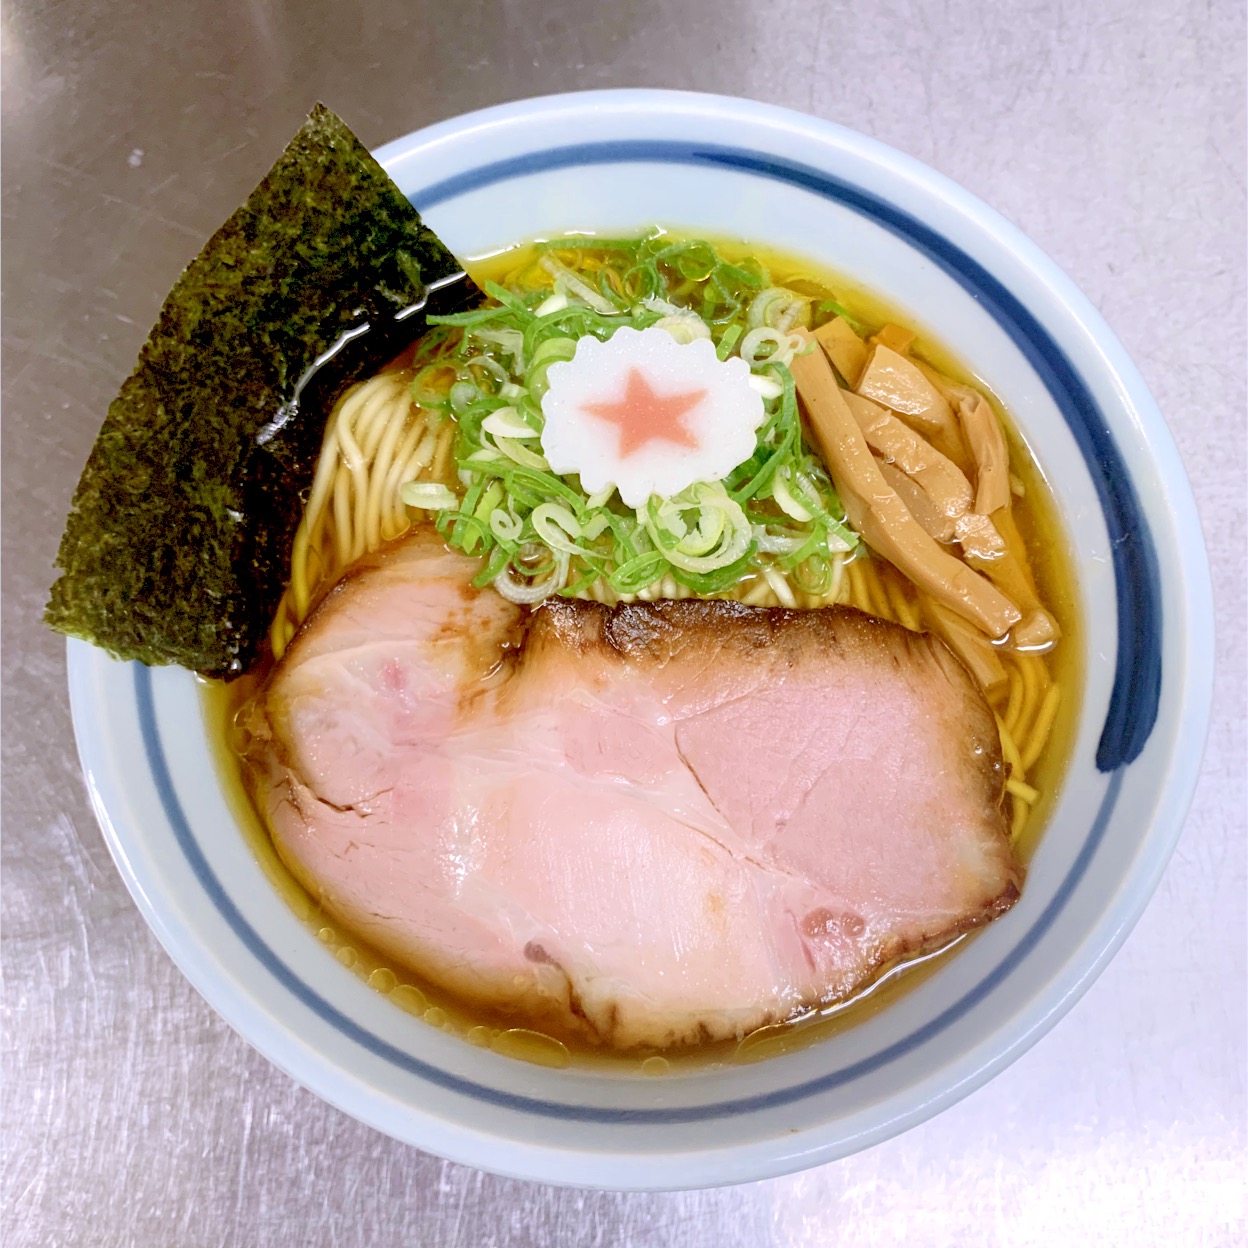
[716,322,744,361]
[538,255,619,315]
[535,236,648,254]
[482,407,538,440]
[400,482,459,511]
[815,298,866,332]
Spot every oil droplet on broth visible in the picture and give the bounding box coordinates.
[336,946,358,969]
[368,967,397,994]
[490,1028,571,1069]
[423,1006,448,1028]
[316,926,336,944]
[466,1026,492,1047]
[640,1056,670,1077]
[391,984,428,1016]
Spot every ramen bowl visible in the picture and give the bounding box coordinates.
[68,89,1213,1190]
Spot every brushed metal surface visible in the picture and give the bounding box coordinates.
[3,1,1244,1244]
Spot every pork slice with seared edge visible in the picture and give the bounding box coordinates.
[241,528,1020,1050]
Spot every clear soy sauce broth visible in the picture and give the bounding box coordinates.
[204,234,1081,1074]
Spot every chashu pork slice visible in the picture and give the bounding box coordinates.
[242,528,1020,1050]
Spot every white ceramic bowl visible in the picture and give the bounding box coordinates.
[68,90,1213,1190]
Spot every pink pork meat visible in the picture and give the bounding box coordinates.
[242,528,1020,1049]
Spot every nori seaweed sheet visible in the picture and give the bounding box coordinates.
[45,104,483,678]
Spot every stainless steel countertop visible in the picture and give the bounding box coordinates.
[3,2,1245,1243]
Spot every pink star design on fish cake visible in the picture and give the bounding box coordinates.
[580,368,707,458]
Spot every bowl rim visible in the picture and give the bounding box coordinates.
[69,88,1215,1189]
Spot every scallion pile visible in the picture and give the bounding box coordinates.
[400,234,859,603]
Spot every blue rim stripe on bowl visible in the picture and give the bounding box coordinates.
[136,662,1123,1122]
[411,140,1161,769]
[134,138,1161,1123]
